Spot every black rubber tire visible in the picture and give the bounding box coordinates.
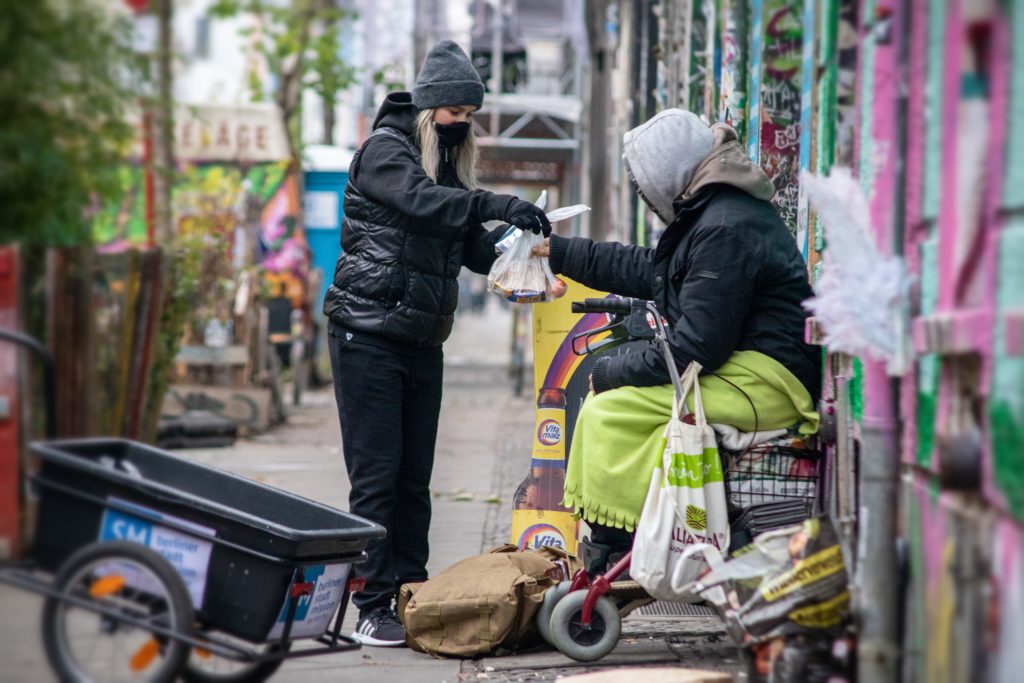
[536,581,572,646]
[42,541,194,683]
[182,640,289,683]
[548,590,621,662]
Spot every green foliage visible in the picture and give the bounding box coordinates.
[373,65,407,92]
[0,2,148,246]
[141,233,207,441]
[307,21,357,110]
[209,0,357,159]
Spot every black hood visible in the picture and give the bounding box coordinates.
[373,92,419,135]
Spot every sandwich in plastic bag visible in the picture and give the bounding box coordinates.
[487,230,565,303]
[487,198,589,303]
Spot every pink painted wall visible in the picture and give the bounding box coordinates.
[900,0,929,465]
[980,12,1012,513]
[859,0,902,426]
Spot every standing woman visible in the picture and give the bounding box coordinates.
[323,40,550,647]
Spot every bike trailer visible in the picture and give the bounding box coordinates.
[29,438,384,643]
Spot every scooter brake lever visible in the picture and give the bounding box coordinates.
[577,335,628,356]
[571,318,627,356]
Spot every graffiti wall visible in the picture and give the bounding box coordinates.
[898,0,1024,680]
[901,481,991,683]
[718,0,747,139]
[990,0,1024,521]
[687,0,715,121]
[94,162,308,293]
[643,0,1024,677]
[991,518,1024,681]
[752,0,803,233]
[94,105,311,310]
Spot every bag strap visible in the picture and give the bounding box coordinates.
[661,362,711,521]
[658,423,689,530]
[665,394,682,473]
[421,602,445,651]
[489,544,520,555]
[687,363,708,429]
[477,597,495,646]
[670,362,705,423]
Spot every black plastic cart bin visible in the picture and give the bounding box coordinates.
[29,438,384,643]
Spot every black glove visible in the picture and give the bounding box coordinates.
[504,198,552,236]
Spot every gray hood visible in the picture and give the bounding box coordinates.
[622,109,714,223]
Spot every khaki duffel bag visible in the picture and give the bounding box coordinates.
[398,544,578,657]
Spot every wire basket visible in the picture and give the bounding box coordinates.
[722,444,821,512]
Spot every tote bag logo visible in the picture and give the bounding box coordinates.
[685,504,707,530]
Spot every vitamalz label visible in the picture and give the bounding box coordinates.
[533,408,565,460]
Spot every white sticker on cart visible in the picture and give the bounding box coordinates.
[99,498,215,608]
[267,563,351,641]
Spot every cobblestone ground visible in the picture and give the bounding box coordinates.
[458,619,740,682]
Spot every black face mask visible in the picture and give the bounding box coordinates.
[434,121,470,149]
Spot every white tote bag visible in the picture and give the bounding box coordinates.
[631,362,730,602]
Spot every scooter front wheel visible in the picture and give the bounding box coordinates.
[548,590,621,662]
[536,581,572,646]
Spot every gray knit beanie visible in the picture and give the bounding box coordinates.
[412,40,485,111]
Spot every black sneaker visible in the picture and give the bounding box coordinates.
[352,607,405,647]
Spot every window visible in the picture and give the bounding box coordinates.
[195,16,210,60]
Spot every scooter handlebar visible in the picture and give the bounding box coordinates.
[571,297,634,314]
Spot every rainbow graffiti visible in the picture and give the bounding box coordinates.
[541,310,614,390]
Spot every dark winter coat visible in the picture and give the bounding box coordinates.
[548,127,821,400]
[322,92,512,349]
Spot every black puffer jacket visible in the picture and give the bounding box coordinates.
[549,128,821,400]
[323,93,512,348]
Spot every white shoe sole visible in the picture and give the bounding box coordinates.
[351,630,406,647]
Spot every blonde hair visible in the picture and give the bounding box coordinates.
[415,109,479,190]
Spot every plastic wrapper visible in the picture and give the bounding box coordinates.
[495,225,524,255]
[682,517,850,645]
[494,203,592,255]
[487,230,565,303]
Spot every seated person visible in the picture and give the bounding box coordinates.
[533,109,822,569]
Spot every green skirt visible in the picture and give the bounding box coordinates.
[562,350,819,532]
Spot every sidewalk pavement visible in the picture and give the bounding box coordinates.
[0,301,737,682]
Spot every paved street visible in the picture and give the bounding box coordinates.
[0,302,736,682]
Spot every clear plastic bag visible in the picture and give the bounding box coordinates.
[494,202,591,255]
[681,517,850,645]
[487,230,566,303]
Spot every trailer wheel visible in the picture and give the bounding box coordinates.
[42,541,194,683]
[182,636,288,683]
[548,590,621,662]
